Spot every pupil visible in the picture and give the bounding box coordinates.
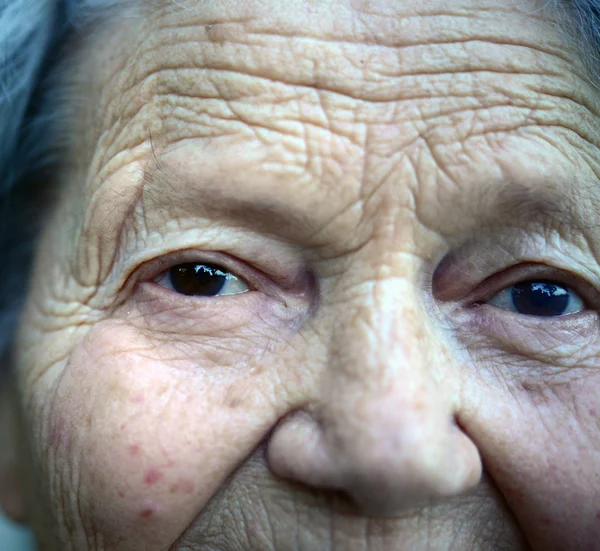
[169,263,229,296]
[511,281,570,317]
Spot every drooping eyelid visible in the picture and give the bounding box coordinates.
[432,227,600,302]
[128,248,316,303]
[464,263,600,309]
[133,250,275,291]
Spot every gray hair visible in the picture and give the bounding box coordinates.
[0,0,145,365]
[0,0,599,372]
[0,0,58,362]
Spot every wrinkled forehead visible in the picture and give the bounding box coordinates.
[70,0,593,149]
[59,0,599,246]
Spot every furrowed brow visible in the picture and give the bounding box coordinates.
[139,152,322,241]
[478,180,600,232]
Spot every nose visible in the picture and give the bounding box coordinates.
[267,283,482,516]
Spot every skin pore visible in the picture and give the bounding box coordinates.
[2,0,600,549]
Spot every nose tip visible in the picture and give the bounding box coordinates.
[268,287,482,515]
[267,408,482,516]
[340,422,482,515]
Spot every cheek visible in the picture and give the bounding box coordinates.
[459,374,600,549]
[35,320,285,549]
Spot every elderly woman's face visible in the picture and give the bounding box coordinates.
[3,0,600,549]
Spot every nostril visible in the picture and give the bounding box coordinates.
[267,403,482,517]
[267,409,342,489]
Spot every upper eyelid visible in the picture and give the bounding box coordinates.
[133,251,261,290]
[432,226,600,301]
[129,250,317,309]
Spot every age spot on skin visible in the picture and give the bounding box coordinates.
[226,397,242,409]
[168,479,194,494]
[223,383,253,408]
[181,479,194,494]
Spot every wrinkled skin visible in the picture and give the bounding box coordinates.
[1,0,600,549]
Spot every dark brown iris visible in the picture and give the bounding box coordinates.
[168,263,230,296]
[511,281,570,317]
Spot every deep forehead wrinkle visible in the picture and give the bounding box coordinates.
[59,0,600,288]
[57,0,600,197]
[74,0,598,159]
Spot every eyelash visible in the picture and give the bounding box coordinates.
[134,251,264,297]
[468,263,599,315]
[135,252,598,327]
[155,262,250,297]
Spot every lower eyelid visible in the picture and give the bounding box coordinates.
[453,309,599,382]
[136,280,264,313]
[456,302,598,343]
[129,280,307,334]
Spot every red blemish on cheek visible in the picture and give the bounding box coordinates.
[128,444,140,456]
[140,509,153,519]
[133,393,145,404]
[596,511,600,520]
[117,490,125,498]
[120,423,127,432]
[144,468,163,486]
[541,517,552,526]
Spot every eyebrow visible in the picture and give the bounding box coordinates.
[139,152,324,242]
[483,179,600,232]
[135,150,600,249]
[486,183,571,225]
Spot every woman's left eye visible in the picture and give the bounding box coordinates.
[155,262,250,297]
[485,280,585,317]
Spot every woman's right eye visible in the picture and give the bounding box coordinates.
[155,263,250,297]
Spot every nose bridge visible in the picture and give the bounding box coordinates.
[267,278,481,516]
[313,279,479,512]
[331,280,432,384]
[325,280,448,453]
